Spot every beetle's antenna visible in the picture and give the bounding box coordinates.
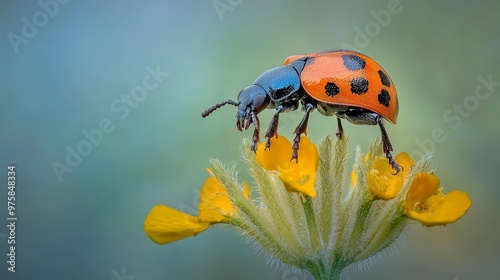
[201,99,239,118]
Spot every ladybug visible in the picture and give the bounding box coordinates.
[202,49,401,172]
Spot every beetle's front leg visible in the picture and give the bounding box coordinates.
[264,105,283,150]
[250,110,260,152]
[291,102,315,162]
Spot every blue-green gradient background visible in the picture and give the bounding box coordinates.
[1,0,499,279]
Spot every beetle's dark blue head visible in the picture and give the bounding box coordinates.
[201,85,270,131]
[235,85,269,131]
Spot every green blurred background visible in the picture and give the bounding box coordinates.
[1,0,499,279]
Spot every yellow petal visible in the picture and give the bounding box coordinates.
[198,177,234,223]
[367,157,404,200]
[405,173,440,209]
[242,182,252,199]
[257,136,319,197]
[394,152,414,177]
[144,205,210,245]
[280,169,317,197]
[405,173,472,226]
[205,167,215,177]
[350,153,370,188]
[350,170,357,188]
[255,136,292,170]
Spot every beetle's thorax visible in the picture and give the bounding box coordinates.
[253,64,303,102]
[234,61,307,131]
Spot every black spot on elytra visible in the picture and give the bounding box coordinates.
[350,77,369,94]
[378,89,391,107]
[342,54,366,71]
[378,70,391,87]
[325,82,340,97]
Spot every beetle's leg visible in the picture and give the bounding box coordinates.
[264,106,283,150]
[377,117,401,174]
[291,103,314,162]
[250,109,260,152]
[335,117,344,139]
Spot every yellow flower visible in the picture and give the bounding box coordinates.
[143,205,210,245]
[144,135,473,279]
[256,135,319,197]
[199,176,233,223]
[367,152,414,200]
[405,172,472,227]
[367,158,403,200]
[198,172,250,223]
[144,171,248,244]
[395,152,414,177]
